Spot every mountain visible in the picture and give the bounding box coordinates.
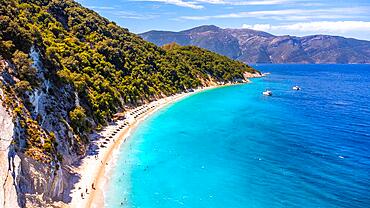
[140,25,370,64]
[0,1,258,207]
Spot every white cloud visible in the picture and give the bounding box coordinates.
[133,0,291,9]
[277,21,370,33]
[241,21,370,38]
[180,7,368,20]
[195,0,289,5]
[242,24,271,31]
[134,0,204,9]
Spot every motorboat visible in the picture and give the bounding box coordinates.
[262,90,272,96]
[292,86,301,90]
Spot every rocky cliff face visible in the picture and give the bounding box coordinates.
[0,90,20,208]
[0,49,79,207]
[140,25,370,64]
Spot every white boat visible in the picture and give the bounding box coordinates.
[292,86,301,90]
[263,90,272,96]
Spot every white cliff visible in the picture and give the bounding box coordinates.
[0,89,21,208]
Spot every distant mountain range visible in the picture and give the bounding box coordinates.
[140,25,370,64]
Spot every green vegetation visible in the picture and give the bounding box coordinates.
[11,50,37,84]
[69,106,90,133]
[15,80,32,93]
[22,118,58,163]
[0,0,258,162]
[163,43,255,83]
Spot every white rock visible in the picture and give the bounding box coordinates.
[0,99,21,208]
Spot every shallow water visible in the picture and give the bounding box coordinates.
[105,64,370,208]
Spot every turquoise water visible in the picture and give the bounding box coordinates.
[105,65,370,208]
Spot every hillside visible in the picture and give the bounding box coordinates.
[0,1,258,207]
[140,25,370,64]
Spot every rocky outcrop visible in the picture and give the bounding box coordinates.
[243,71,263,78]
[0,92,20,208]
[140,25,370,64]
[0,47,83,207]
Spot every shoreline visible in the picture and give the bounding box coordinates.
[67,85,220,208]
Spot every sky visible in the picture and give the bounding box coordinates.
[76,0,370,40]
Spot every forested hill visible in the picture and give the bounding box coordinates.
[0,0,258,207]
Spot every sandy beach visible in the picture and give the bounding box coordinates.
[67,86,217,208]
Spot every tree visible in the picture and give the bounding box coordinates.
[69,106,89,133]
[12,50,37,84]
[15,80,32,94]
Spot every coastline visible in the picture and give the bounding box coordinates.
[67,85,221,208]
[61,65,370,208]
[65,70,264,208]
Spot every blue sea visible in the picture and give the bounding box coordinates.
[105,64,370,208]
